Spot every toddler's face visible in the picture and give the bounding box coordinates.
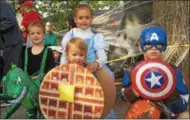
[28,26,45,45]
[74,8,92,30]
[66,45,86,65]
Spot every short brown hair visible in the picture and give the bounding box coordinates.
[27,21,45,34]
[74,4,93,17]
[66,37,88,53]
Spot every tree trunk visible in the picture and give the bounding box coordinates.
[152,1,190,86]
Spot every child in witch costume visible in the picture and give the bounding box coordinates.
[23,21,55,118]
[121,26,189,118]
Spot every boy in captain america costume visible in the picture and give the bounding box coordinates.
[121,26,189,118]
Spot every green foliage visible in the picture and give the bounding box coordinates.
[36,0,120,31]
[6,0,120,31]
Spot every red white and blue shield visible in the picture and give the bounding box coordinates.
[132,59,177,100]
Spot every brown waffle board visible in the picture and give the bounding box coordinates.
[94,67,116,117]
[39,63,115,119]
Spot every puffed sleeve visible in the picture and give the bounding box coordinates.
[94,33,107,68]
[61,31,72,49]
[60,31,72,64]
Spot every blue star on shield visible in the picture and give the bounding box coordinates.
[145,71,164,89]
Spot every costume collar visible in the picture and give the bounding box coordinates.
[76,27,91,33]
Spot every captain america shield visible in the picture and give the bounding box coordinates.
[132,59,176,100]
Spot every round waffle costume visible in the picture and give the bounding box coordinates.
[39,63,116,119]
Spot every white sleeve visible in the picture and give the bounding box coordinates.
[61,31,72,49]
[60,52,68,65]
[94,33,107,68]
[60,31,72,65]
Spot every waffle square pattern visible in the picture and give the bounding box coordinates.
[39,63,104,119]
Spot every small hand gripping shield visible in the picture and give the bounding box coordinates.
[131,59,176,100]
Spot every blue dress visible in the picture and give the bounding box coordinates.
[71,31,115,79]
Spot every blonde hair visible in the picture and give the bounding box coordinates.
[27,21,45,34]
[74,4,93,17]
[66,37,88,53]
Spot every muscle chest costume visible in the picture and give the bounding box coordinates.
[121,26,189,118]
[121,63,188,117]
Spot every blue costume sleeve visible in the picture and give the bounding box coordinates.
[121,71,130,101]
[175,69,188,94]
[166,68,189,114]
[122,71,131,87]
[121,71,138,102]
[167,97,188,114]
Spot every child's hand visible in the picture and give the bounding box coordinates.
[20,25,26,31]
[132,89,139,97]
[86,62,99,72]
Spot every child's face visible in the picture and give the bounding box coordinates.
[66,45,86,65]
[28,26,45,45]
[74,8,92,30]
[143,45,163,59]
